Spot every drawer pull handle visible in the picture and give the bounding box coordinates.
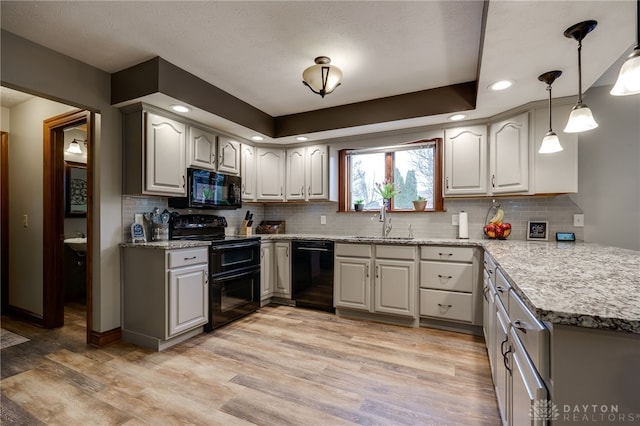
[438,274,453,280]
[438,252,453,257]
[496,286,506,293]
[513,320,527,334]
[183,256,197,260]
[437,303,452,309]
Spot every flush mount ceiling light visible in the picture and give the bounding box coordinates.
[489,80,513,91]
[302,56,342,98]
[611,0,640,96]
[448,114,466,121]
[563,20,599,133]
[66,138,85,154]
[538,70,564,154]
[170,104,191,113]
[296,136,309,141]
[251,135,264,141]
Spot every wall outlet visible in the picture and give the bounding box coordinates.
[573,214,585,227]
[320,215,326,225]
[452,214,459,226]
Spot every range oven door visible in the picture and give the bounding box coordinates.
[210,241,260,275]
[206,266,260,331]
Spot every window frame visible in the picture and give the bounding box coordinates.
[338,138,444,212]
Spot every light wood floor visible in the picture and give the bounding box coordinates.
[1,304,500,425]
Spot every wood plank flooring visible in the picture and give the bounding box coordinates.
[1,304,500,425]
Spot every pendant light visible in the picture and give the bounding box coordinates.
[302,56,342,98]
[538,70,564,154]
[66,139,83,154]
[611,0,640,96]
[563,20,599,133]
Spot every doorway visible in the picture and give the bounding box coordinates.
[42,110,93,343]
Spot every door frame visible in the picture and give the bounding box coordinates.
[42,110,93,341]
[1,132,8,314]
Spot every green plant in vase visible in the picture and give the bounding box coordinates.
[413,195,427,211]
[354,198,365,211]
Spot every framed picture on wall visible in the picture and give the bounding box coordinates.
[64,161,87,217]
[527,221,549,241]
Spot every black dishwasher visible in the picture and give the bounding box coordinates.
[291,240,335,312]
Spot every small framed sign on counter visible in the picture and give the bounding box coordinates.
[527,221,548,241]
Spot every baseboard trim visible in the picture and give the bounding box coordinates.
[6,305,44,327]
[89,327,121,348]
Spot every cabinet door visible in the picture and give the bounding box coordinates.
[260,242,274,299]
[334,256,371,311]
[145,112,187,195]
[167,263,208,337]
[444,126,487,196]
[188,127,217,170]
[306,145,329,200]
[494,298,511,426]
[489,112,529,194]
[374,259,416,317]
[256,148,285,201]
[286,147,306,200]
[241,144,257,201]
[273,242,291,297]
[217,137,240,175]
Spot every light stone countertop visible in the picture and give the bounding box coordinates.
[122,234,640,333]
[260,234,640,334]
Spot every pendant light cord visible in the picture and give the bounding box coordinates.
[547,84,553,132]
[577,39,583,105]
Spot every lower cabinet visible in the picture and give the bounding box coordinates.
[121,246,209,351]
[334,244,417,321]
[261,241,291,300]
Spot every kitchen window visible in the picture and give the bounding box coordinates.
[338,138,444,212]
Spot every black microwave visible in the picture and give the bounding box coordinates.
[168,168,242,210]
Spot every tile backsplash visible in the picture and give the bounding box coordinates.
[122,195,583,242]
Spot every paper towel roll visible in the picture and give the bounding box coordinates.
[459,211,469,239]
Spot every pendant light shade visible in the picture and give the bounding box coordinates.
[610,0,640,96]
[538,70,564,154]
[302,56,342,98]
[66,139,83,154]
[563,20,599,133]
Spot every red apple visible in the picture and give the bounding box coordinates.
[495,226,504,238]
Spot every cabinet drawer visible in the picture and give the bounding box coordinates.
[509,290,549,379]
[420,261,473,292]
[420,246,475,262]
[483,251,496,280]
[335,243,372,258]
[495,269,511,312]
[375,245,416,260]
[419,289,473,322]
[167,248,208,268]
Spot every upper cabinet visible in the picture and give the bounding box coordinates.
[240,144,257,202]
[489,112,529,194]
[187,126,217,171]
[123,105,187,196]
[285,144,329,201]
[256,147,285,201]
[217,137,241,175]
[444,125,488,196]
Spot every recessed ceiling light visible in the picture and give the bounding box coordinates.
[170,104,191,113]
[296,136,309,141]
[449,114,466,121]
[251,135,264,141]
[489,80,513,91]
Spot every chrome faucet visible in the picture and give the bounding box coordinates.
[379,204,392,238]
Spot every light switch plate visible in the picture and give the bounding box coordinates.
[573,214,584,227]
[320,215,326,225]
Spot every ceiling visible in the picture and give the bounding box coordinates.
[0,1,635,144]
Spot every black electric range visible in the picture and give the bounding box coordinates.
[169,214,261,331]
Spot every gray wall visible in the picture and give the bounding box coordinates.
[571,84,640,251]
[1,30,122,332]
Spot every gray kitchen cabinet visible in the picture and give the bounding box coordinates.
[256,147,286,201]
[334,244,417,321]
[260,241,274,302]
[489,112,529,194]
[187,126,217,170]
[273,241,291,298]
[241,144,257,201]
[419,246,482,325]
[444,125,488,196]
[121,246,209,351]
[122,104,187,196]
[285,145,330,201]
[217,137,241,175]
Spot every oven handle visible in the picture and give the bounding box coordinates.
[210,241,260,251]
[296,247,331,252]
[211,269,259,283]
